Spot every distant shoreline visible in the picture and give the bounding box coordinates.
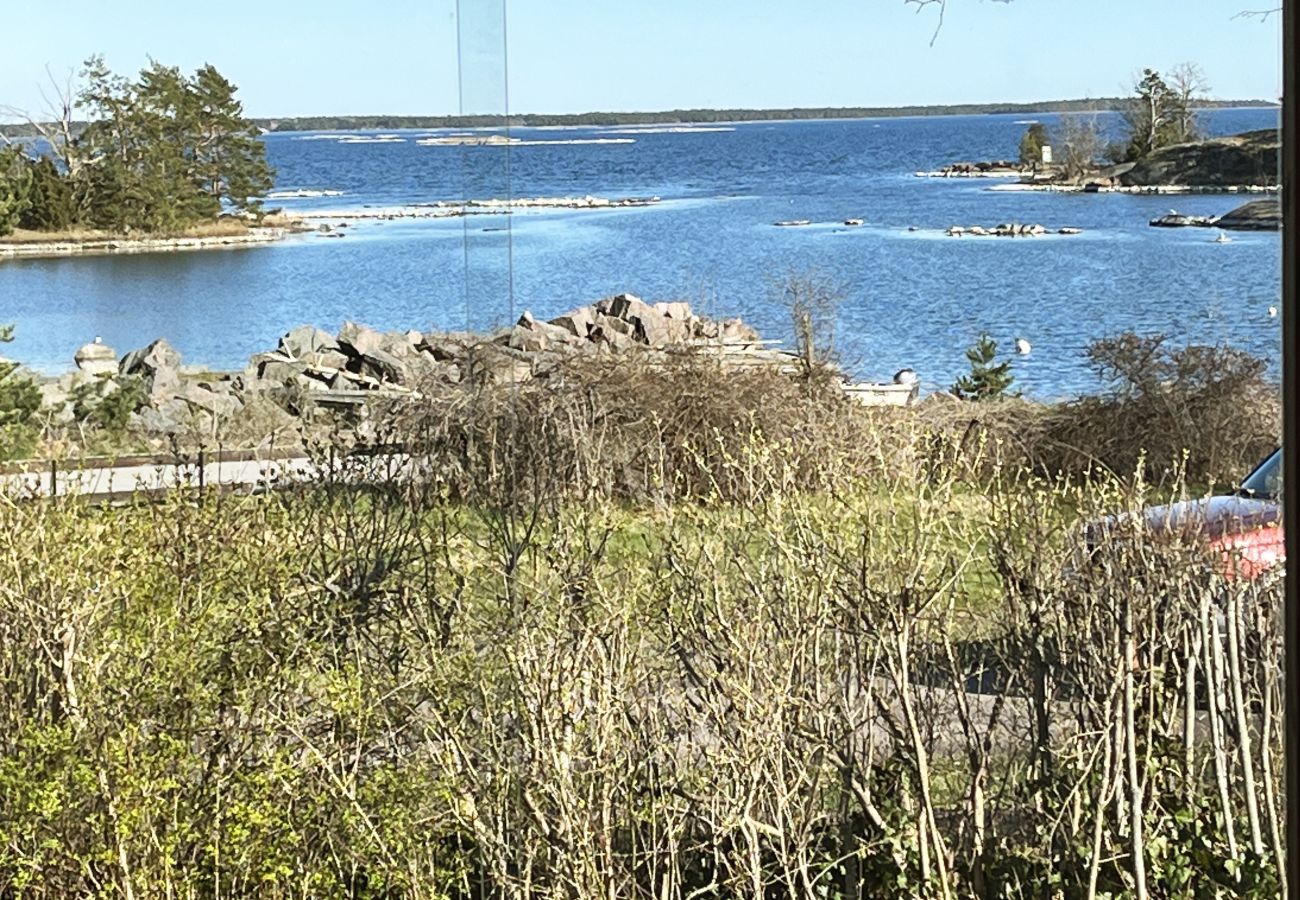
[1,100,1278,139]
[249,101,1280,133]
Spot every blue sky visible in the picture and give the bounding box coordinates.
[0,0,1281,119]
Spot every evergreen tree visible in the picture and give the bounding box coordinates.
[18,156,79,232]
[0,147,34,236]
[72,56,273,233]
[1120,68,1189,161]
[1017,122,1049,167]
[953,333,1014,401]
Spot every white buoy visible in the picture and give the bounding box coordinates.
[1015,338,1032,356]
[1268,306,1279,318]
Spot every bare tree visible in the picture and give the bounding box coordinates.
[1055,115,1103,182]
[0,66,83,176]
[1168,61,1211,143]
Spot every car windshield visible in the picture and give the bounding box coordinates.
[1239,449,1283,499]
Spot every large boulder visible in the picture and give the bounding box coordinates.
[599,293,656,323]
[418,331,478,362]
[119,339,182,402]
[720,319,761,343]
[1216,199,1280,231]
[175,382,242,419]
[509,311,579,353]
[653,301,693,321]
[132,398,192,435]
[74,339,118,377]
[355,348,411,385]
[254,355,309,386]
[279,325,341,362]
[462,344,533,385]
[549,306,598,339]
[337,321,386,358]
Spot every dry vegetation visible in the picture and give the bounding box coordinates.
[0,338,1284,899]
[0,215,303,246]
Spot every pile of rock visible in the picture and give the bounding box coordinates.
[55,294,765,437]
[945,223,1081,238]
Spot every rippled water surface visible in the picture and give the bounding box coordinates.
[0,108,1280,397]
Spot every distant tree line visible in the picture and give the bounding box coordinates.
[0,57,272,237]
[0,95,1274,140]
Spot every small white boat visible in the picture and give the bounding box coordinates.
[1213,231,1233,243]
[843,381,918,407]
[843,218,864,226]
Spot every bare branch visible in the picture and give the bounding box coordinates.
[1233,7,1281,21]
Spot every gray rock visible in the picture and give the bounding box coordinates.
[357,348,411,385]
[593,313,633,337]
[119,339,182,402]
[508,323,550,353]
[418,332,478,361]
[337,321,385,358]
[257,358,309,385]
[306,349,352,372]
[589,322,634,352]
[176,383,243,418]
[549,306,598,339]
[600,293,656,323]
[279,325,340,361]
[463,344,533,385]
[720,319,760,343]
[653,301,693,321]
[1216,199,1280,231]
[74,339,118,376]
[133,398,192,435]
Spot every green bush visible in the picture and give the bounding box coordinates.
[953,332,1015,401]
[0,325,41,460]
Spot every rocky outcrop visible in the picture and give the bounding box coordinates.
[1147,199,1280,231]
[1118,130,1279,188]
[1215,199,1280,231]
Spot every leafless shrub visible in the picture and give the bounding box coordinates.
[1035,333,1279,485]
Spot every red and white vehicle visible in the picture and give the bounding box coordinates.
[1086,449,1284,581]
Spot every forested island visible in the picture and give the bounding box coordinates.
[927,67,1280,199]
[0,57,276,242]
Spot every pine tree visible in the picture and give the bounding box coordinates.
[1121,69,1184,161]
[0,147,34,236]
[953,333,1014,401]
[1018,123,1048,168]
[72,56,274,233]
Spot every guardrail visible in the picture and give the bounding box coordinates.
[0,445,411,504]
